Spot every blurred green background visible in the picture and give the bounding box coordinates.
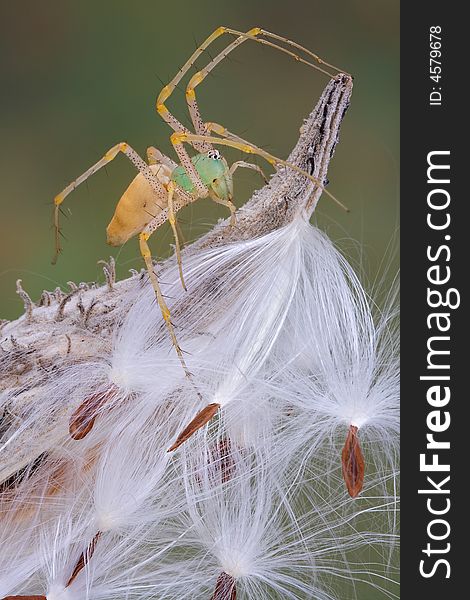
[0,0,398,322]
[0,1,399,594]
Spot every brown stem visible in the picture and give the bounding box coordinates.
[167,403,220,452]
[341,424,365,498]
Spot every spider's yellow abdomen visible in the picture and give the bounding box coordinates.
[106,164,171,246]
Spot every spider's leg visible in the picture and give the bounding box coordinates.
[170,134,209,198]
[147,149,188,244]
[182,28,261,147]
[156,26,346,152]
[170,132,349,212]
[147,146,178,170]
[138,191,196,380]
[209,190,237,227]
[206,120,286,181]
[182,26,348,139]
[236,27,347,76]
[53,142,165,263]
[155,27,233,152]
[214,158,269,225]
[147,148,189,240]
[205,121,255,146]
[229,160,269,184]
[166,181,186,290]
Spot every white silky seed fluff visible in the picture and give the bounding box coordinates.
[0,74,398,599]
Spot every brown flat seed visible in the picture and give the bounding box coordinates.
[209,438,235,483]
[211,572,237,600]
[66,531,102,587]
[341,424,365,498]
[69,385,117,440]
[167,403,220,452]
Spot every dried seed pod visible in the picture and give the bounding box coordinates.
[167,403,220,452]
[69,385,117,440]
[211,572,236,600]
[341,425,365,498]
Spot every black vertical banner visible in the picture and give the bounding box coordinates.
[401,3,465,596]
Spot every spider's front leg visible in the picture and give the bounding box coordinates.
[229,161,269,184]
[208,190,237,227]
[147,146,178,170]
[156,24,345,147]
[171,132,349,212]
[138,181,199,381]
[52,142,166,264]
[139,224,188,374]
[166,181,186,290]
[169,133,241,226]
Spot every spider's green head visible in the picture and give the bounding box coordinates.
[171,150,233,201]
[204,149,233,202]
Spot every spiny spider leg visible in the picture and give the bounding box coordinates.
[229,160,269,184]
[139,224,191,380]
[209,190,237,227]
[205,121,258,146]
[147,147,190,242]
[52,142,166,264]
[166,181,186,290]
[147,146,178,170]
[169,135,209,199]
[156,25,347,153]
[171,132,350,212]
[147,147,190,244]
[238,27,348,76]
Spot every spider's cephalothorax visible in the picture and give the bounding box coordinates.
[171,150,233,202]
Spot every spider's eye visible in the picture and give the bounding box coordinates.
[207,149,221,160]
